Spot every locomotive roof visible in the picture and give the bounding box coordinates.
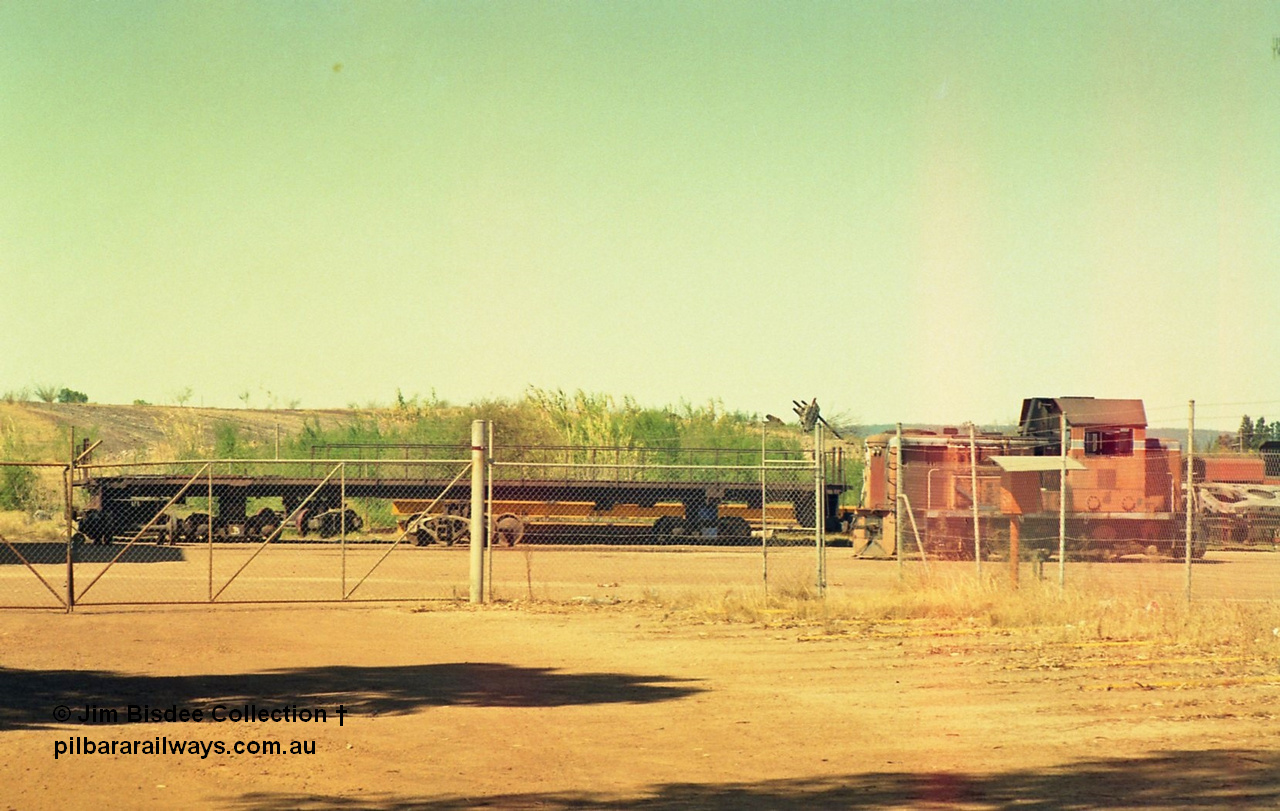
[1019,397,1147,430]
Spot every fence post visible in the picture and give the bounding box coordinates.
[1185,400,1194,603]
[815,421,825,596]
[470,420,488,604]
[487,421,494,603]
[1059,413,1067,588]
[761,421,769,599]
[969,423,980,576]
[64,460,74,613]
[895,423,903,580]
[1009,517,1020,588]
[341,462,347,600]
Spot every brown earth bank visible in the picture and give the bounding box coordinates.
[1,602,1278,810]
[0,402,360,462]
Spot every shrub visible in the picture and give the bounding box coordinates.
[0,465,36,510]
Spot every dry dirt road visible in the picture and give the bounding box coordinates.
[1,598,1278,810]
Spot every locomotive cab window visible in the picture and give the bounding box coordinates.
[1084,429,1133,456]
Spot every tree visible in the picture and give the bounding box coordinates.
[1239,415,1254,452]
[1256,417,1270,450]
[55,388,88,403]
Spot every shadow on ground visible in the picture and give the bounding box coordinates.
[0,663,701,731]
[0,541,186,565]
[227,749,1280,809]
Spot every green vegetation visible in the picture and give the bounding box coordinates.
[14,385,88,405]
[0,465,37,510]
[0,424,39,510]
[277,388,815,463]
[0,389,864,492]
[1236,414,1280,451]
[33,384,59,403]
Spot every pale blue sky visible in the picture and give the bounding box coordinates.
[3,2,1278,428]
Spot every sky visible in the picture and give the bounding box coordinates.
[3,1,1279,431]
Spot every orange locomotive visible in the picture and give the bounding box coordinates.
[852,397,1198,559]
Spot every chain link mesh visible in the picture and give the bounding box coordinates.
[0,462,68,609]
[486,446,821,602]
[0,446,827,607]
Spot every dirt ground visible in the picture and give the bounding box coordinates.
[2,563,1280,810]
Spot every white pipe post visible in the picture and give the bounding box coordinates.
[470,420,488,604]
[895,423,903,579]
[815,422,825,596]
[341,462,347,599]
[761,421,768,598]
[487,420,494,603]
[1059,413,1067,588]
[969,423,980,576]
[1186,400,1194,603]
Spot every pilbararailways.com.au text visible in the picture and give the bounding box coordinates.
[55,737,317,759]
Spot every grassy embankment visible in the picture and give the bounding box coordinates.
[0,388,849,531]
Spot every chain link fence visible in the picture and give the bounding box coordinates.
[854,407,1269,602]
[484,444,825,603]
[883,440,1192,565]
[56,457,479,606]
[8,404,1278,610]
[0,431,834,609]
[0,461,70,609]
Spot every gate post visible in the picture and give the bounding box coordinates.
[470,420,488,604]
[815,421,826,596]
[64,463,75,612]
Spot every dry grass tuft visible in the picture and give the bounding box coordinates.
[0,510,67,541]
[657,572,1280,656]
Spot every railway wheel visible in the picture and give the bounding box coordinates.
[346,508,363,533]
[295,508,311,538]
[653,515,682,543]
[76,508,112,545]
[184,513,212,542]
[440,515,470,546]
[164,516,182,545]
[1087,523,1119,561]
[715,516,752,545]
[492,513,525,547]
